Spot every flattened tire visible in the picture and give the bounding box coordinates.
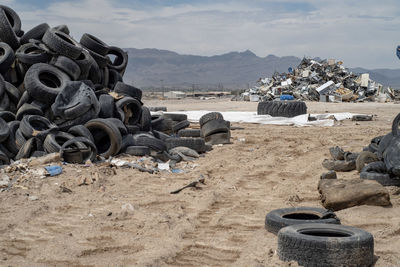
[133,133,166,151]
[85,118,122,158]
[199,112,224,127]
[277,223,374,267]
[258,101,307,117]
[114,82,142,101]
[201,119,229,137]
[125,146,150,156]
[165,137,206,153]
[265,207,340,235]
[24,63,71,105]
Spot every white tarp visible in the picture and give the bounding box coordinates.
[161,111,360,127]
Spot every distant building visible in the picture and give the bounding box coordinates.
[164,91,186,99]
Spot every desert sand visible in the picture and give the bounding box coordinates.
[0,98,399,266]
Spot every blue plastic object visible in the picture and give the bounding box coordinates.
[288,67,293,74]
[45,165,63,176]
[280,95,294,100]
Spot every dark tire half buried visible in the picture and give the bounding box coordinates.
[277,223,374,267]
[265,207,340,235]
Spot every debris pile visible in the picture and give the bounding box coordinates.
[238,57,392,102]
[0,5,230,168]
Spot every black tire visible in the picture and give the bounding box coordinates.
[101,67,109,88]
[53,25,70,35]
[172,120,190,133]
[149,106,167,112]
[258,101,307,117]
[164,113,187,122]
[75,49,93,80]
[0,110,15,122]
[125,146,150,156]
[15,137,43,160]
[54,108,97,132]
[80,33,109,56]
[265,207,340,235]
[0,74,5,97]
[165,137,206,153]
[17,91,31,110]
[0,90,10,111]
[0,149,9,165]
[68,125,94,143]
[16,43,51,65]
[106,118,128,136]
[0,9,19,49]
[20,115,57,140]
[120,134,135,153]
[4,82,21,105]
[87,49,108,68]
[43,131,76,153]
[87,59,101,84]
[383,136,400,176]
[178,129,201,138]
[277,223,374,267]
[20,23,50,45]
[151,115,165,130]
[16,103,44,121]
[98,94,114,118]
[52,56,81,80]
[114,82,142,101]
[3,120,19,155]
[152,130,171,141]
[0,117,10,143]
[356,151,378,172]
[15,128,26,150]
[133,133,166,151]
[0,42,14,74]
[377,132,393,160]
[30,100,49,111]
[392,113,400,136]
[115,96,142,125]
[0,5,21,36]
[60,136,97,163]
[139,106,152,131]
[24,63,71,105]
[106,46,128,74]
[126,125,140,135]
[360,161,400,186]
[42,29,82,59]
[201,119,229,137]
[107,68,123,89]
[204,132,231,145]
[199,112,224,127]
[85,118,122,158]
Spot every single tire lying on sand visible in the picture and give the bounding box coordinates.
[278,223,374,267]
[265,207,340,235]
[257,101,307,117]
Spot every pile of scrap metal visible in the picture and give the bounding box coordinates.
[237,57,391,103]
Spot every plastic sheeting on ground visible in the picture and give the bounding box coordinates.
[163,111,361,127]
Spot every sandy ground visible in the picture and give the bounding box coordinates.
[0,98,400,266]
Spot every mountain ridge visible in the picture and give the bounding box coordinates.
[122,48,400,89]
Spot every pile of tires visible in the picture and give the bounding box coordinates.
[0,5,213,164]
[257,100,307,117]
[265,207,374,267]
[199,112,231,145]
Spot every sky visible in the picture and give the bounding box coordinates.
[4,0,400,69]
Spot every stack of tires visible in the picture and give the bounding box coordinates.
[265,207,374,267]
[199,112,231,145]
[0,5,217,164]
[257,100,307,117]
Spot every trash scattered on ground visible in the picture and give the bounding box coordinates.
[0,5,231,184]
[235,57,392,103]
[171,110,365,127]
[170,176,205,194]
[318,179,391,211]
[44,165,62,176]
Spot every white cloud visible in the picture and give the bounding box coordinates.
[7,0,400,68]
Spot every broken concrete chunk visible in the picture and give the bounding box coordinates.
[318,179,391,211]
[322,159,356,172]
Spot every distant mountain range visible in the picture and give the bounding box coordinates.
[122,48,400,89]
